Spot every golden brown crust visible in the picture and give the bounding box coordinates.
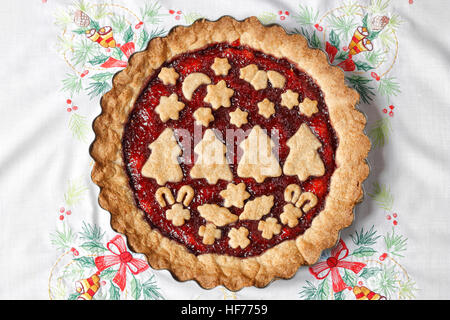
[90,16,370,291]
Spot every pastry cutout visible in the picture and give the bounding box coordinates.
[258,217,281,239]
[193,107,214,127]
[283,124,325,181]
[284,184,317,213]
[197,204,238,226]
[280,89,299,110]
[142,128,183,185]
[198,223,221,245]
[204,80,234,110]
[211,57,231,76]
[280,203,303,228]
[237,125,282,183]
[228,227,250,249]
[182,73,211,100]
[239,64,268,90]
[166,204,190,226]
[239,195,274,220]
[299,97,319,117]
[176,185,195,207]
[155,187,175,207]
[229,108,248,128]
[219,183,250,208]
[155,93,185,122]
[267,70,285,88]
[190,129,232,184]
[158,67,179,85]
[257,98,275,119]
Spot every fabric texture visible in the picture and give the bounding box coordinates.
[0,0,448,300]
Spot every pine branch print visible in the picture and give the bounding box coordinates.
[345,75,376,103]
[369,118,391,148]
[378,77,401,101]
[50,223,77,251]
[257,12,277,25]
[64,178,88,206]
[140,1,166,25]
[68,113,89,142]
[350,225,380,246]
[62,73,83,96]
[142,275,165,300]
[368,182,394,211]
[374,264,399,299]
[292,4,319,26]
[384,227,407,257]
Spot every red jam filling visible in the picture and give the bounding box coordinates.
[123,42,338,258]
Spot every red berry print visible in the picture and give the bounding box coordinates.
[393,213,397,218]
[389,111,394,117]
[285,11,290,15]
[389,105,395,110]
[67,107,72,112]
[358,281,363,286]
[80,70,89,78]
[66,210,72,215]
[169,10,175,14]
[383,108,388,113]
[66,99,72,104]
[371,72,381,81]
[135,21,143,29]
[71,248,79,256]
[59,215,64,221]
[60,207,65,213]
[314,24,323,32]
[278,10,283,15]
[175,15,181,20]
[386,214,391,220]
[72,106,78,111]
[379,253,388,261]
[177,11,182,14]
[409,0,414,4]
[393,220,398,226]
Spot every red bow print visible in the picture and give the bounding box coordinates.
[94,235,149,291]
[309,239,366,293]
[100,42,135,68]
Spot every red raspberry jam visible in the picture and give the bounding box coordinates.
[123,42,338,258]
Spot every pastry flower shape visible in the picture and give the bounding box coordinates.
[204,80,234,110]
[228,227,250,249]
[239,195,274,220]
[219,182,250,208]
[299,97,319,117]
[239,64,268,90]
[197,204,238,226]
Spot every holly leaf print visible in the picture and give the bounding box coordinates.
[329,30,340,48]
[352,246,377,257]
[123,25,134,44]
[342,269,357,288]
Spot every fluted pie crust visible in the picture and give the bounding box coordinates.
[90,16,370,291]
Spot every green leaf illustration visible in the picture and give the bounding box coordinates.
[142,275,164,300]
[291,28,321,49]
[299,280,329,300]
[354,60,374,71]
[352,246,377,257]
[50,222,76,251]
[350,225,380,246]
[359,267,382,280]
[88,54,109,66]
[342,269,357,287]
[61,73,83,96]
[123,25,134,44]
[109,282,121,300]
[183,12,203,25]
[80,241,107,254]
[68,113,89,142]
[74,256,96,268]
[64,178,88,206]
[374,264,399,299]
[257,12,277,25]
[140,1,167,25]
[329,30,340,48]
[293,4,319,26]
[131,276,142,300]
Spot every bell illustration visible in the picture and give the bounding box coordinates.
[75,273,101,300]
[349,37,373,55]
[353,286,386,300]
[347,26,370,55]
[85,26,116,48]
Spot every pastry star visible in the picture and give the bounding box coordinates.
[204,80,234,110]
[193,107,214,127]
[166,203,191,226]
[198,223,222,245]
[299,97,319,117]
[228,227,250,249]
[258,217,281,239]
[155,93,185,122]
[158,67,179,85]
[229,108,248,128]
[280,89,299,110]
[257,98,275,119]
[211,57,231,76]
[219,183,250,208]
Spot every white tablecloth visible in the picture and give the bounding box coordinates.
[1,0,449,300]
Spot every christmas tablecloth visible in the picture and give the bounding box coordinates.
[1,0,448,300]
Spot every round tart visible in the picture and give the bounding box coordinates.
[91,16,370,290]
